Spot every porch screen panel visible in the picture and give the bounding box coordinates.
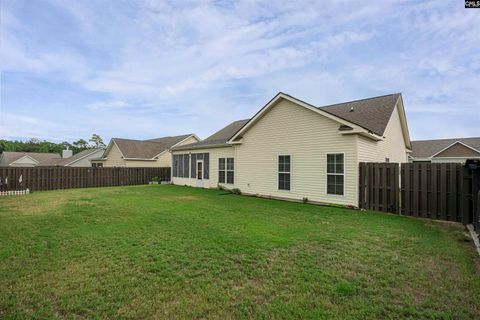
[191,153,197,178]
[173,155,178,177]
[203,153,210,179]
[183,154,189,178]
[178,155,184,177]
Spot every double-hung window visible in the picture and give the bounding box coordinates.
[278,155,291,191]
[327,153,344,195]
[226,158,234,184]
[218,158,234,184]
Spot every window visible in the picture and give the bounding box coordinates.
[218,158,225,183]
[227,158,234,184]
[327,153,344,195]
[218,157,234,184]
[278,155,290,190]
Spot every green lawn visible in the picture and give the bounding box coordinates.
[0,185,479,319]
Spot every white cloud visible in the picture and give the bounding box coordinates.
[87,100,129,110]
[1,0,479,142]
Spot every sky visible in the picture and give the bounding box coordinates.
[1,0,479,143]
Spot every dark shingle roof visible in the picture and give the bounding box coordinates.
[112,134,194,159]
[173,120,249,151]
[0,152,61,166]
[173,93,402,152]
[317,93,401,136]
[411,137,480,158]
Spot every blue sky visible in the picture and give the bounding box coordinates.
[1,0,479,142]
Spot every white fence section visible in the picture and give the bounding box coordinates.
[0,189,30,196]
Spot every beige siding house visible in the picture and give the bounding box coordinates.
[0,149,105,167]
[98,134,199,167]
[410,137,480,164]
[172,92,411,207]
[0,152,61,167]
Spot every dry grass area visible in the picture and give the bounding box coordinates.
[1,185,479,319]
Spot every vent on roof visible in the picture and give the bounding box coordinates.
[349,106,354,112]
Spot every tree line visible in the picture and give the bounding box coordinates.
[0,134,106,155]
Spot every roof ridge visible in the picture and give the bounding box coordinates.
[114,137,166,144]
[2,151,60,155]
[145,133,194,141]
[318,93,401,109]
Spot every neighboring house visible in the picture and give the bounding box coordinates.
[54,148,105,167]
[171,92,411,207]
[0,149,106,167]
[97,134,199,167]
[0,152,62,167]
[410,137,480,163]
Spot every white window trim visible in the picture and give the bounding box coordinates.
[277,154,291,191]
[218,157,235,184]
[326,152,345,197]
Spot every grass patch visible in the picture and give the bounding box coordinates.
[0,185,479,319]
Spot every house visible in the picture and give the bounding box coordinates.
[0,152,62,167]
[97,134,199,167]
[0,149,106,167]
[410,137,480,163]
[171,92,411,206]
[54,148,105,167]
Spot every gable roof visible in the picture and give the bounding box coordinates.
[107,134,196,159]
[229,92,407,143]
[1,152,62,166]
[411,137,480,158]
[318,93,401,136]
[53,148,105,166]
[172,120,249,151]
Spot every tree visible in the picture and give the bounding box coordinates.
[89,134,105,148]
[73,139,88,150]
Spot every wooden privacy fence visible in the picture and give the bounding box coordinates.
[401,163,471,223]
[0,167,170,192]
[359,162,479,225]
[359,162,399,213]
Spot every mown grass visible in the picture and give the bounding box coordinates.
[0,185,479,319]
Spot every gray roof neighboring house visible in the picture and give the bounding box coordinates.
[173,120,249,151]
[173,92,403,151]
[411,137,480,159]
[0,150,107,167]
[108,134,196,159]
[0,152,62,166]
[53,148,105,166]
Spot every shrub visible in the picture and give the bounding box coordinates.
[302,197,308,204]
[150,176,159,182]
[231,188,242,195]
